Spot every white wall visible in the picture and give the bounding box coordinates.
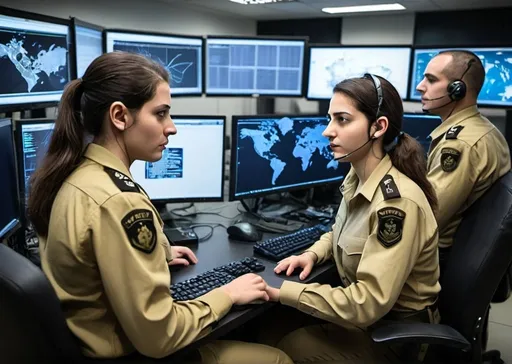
[2,0,258,134]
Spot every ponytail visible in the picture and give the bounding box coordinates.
[388,133,438,214]
[28,79,85,237]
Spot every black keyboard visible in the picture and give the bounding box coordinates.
[253,224,332,261]
[170,257,265,301]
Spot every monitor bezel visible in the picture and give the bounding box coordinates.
[204,35,309,98]
[305,43,413,102]
[137,114,227,205]
[407,45,512,108]
[103,28,205,97]
[14,118,56,224]
[0,6,72,112]
[229,113,348,202]
[0,118,22,239]
[69,17,105,80]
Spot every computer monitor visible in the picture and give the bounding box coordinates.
[130,116,225,204]
[15,119,55,212]
[409,47,512,107]
[306,45,412,100]
[70,17,104,79]
[230,114,349,200]
[206,36,306,97]
[401,113,442,154]
[0,6,71,111]
[0,119,21,239]
[105,30,203,96]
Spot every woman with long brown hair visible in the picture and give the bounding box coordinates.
[28,51,292,364]
[264,74,441,363]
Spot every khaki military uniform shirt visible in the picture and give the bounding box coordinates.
[39,143,233,359]
[279,155,441,328]
[427,106,511,249]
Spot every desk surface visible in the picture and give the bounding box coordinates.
[168,201,336,351]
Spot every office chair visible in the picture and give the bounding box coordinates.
[371,170,512,364]
[0,242,184,363]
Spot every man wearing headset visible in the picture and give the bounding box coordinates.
[416,50,510,269]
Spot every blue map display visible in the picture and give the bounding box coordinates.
[410,48,512,106]
[234,116,346,197]
[145,148,183,179]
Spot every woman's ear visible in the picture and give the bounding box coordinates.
[109,101,128,132]
[372,116,389,139]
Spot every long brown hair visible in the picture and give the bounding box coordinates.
[333,76,438,213]
[28,52,169,237]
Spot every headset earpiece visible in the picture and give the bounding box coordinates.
[447,58,474,102]
[447,80,467,101]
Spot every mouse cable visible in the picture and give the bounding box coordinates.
[188,223,225,242]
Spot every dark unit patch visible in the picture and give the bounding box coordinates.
[104,167,140,193]
[441,148,461,172]
[122,209,157,254]
[377,207,406,248]
[445,125,464,140]
[379,175,401,200]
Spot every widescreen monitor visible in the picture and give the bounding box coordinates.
[206,36,306,96]
[105,30,203,96]
[230,114,349,200]
[307,46,412,100]
[15,119,55,212]
[0,7,71,110]
[130,116,225,203]
[71,17,103,78]
[409,47,512,106]
[0,118,20,238]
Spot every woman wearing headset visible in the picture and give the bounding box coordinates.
[264,74,441,363]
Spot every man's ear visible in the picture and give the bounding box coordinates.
[109,101,128,131]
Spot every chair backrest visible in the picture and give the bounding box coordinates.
[0,243,84,363]
[439,171,512,351]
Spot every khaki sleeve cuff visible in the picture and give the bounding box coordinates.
[305,244,327,264]
[279,280,306,308]
[196,288,233,320]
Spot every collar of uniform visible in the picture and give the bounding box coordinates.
[356,154,394,202]
[338,167,357,197]
[84,143,133,178]
[429,105,479,140]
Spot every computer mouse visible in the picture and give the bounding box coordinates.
[227,222,262,242]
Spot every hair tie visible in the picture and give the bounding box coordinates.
[384,131,405,153]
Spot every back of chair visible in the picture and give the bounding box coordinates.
[0,243,84,363]
[439,171,512,350]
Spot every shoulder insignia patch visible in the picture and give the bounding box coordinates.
[379,175,401,200]
[441,148,461,172]
[122,209,157,254]
[445,125,464,140]
[377,207,406,248]
[104,167,140,193]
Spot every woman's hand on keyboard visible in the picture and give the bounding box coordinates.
[169,246,198,266]
[274,252,316,281]
[222,273,270,305]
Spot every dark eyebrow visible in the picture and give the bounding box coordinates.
[424,72,438,80]
[155,104,171,110]
[331,111,352,118]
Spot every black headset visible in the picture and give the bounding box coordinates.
[447,59,475,101]
[363,73,383,120]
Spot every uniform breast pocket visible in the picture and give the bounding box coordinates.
[338,235,367,281]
